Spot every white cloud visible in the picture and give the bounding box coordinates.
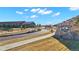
[53,12,60,16]
[30,15,38,18]
[38,8,46,14]
[38,8,52,15]
[31,8,52,15]
[16,11,23,14]
[24,9,29,11]
[41,10,52,14]
[31,8,41,13]
[69,7,79,11]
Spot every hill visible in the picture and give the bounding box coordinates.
[54,15,79,51]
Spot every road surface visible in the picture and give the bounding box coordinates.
[0,32,55,51]
[0,29,49,41]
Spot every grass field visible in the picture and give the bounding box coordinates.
[0,29,29,37]
[0,31,51,46]
[7,37,69,51]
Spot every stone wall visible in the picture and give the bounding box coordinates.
[54,22,79,40]
[55,29,79,40]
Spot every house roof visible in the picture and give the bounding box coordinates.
[0,21,35,25]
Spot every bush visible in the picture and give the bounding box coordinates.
[37,29,41,31]
[0,27,13,31]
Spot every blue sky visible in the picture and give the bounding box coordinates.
[0,7,79,25]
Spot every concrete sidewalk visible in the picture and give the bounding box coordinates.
[0,32,55,51]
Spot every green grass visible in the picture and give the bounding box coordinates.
[60,39,79,51]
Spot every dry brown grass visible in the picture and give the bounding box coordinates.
[8,37,69,51]
[0,29,28,37]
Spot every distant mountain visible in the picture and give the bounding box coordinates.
[70,15,79,24]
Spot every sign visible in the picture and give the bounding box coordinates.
[61,26,70,32]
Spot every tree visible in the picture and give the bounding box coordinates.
[76,19,79,24]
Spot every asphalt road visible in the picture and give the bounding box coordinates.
[0,29,49,41]
[0,32,55,51]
